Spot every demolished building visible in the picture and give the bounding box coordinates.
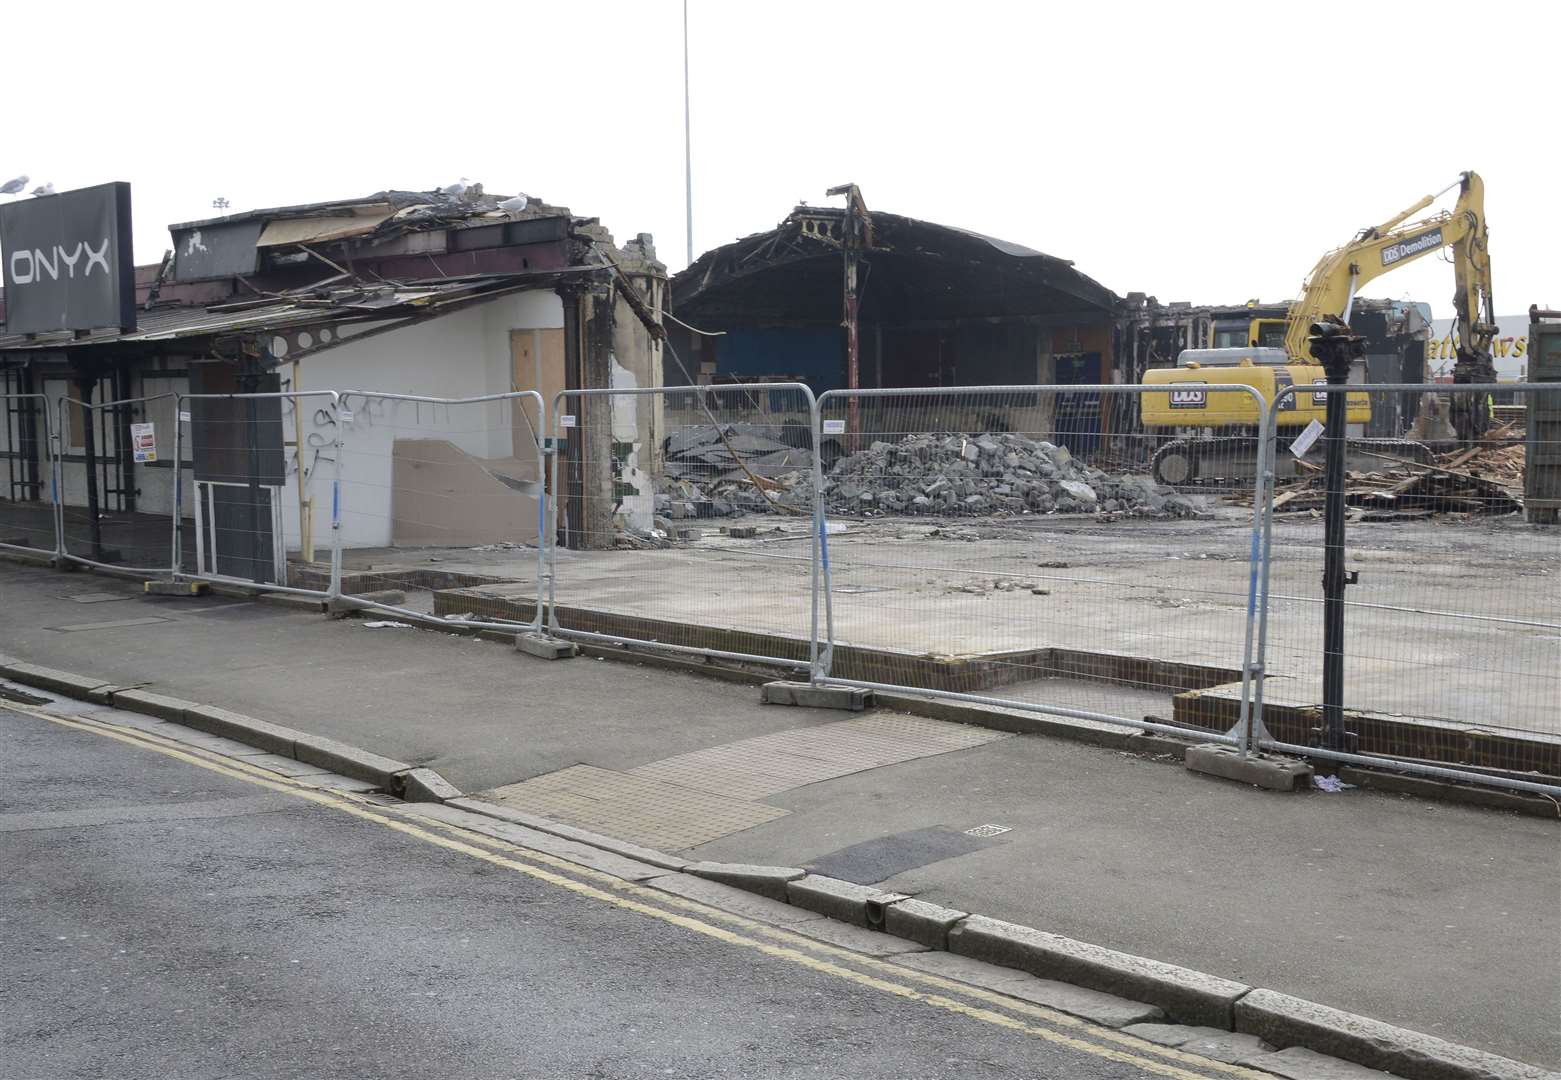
[0,183,664,574]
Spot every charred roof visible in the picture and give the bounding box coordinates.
[673,206,1120,327]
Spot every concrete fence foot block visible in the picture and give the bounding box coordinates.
[144,580,209,596]
[761,681,873,711]
[948,914,1250,1028]
[399,767,463,804]
[1235,988,1550,1080]
[786,875,908,928]
[515,632,578,660]
[1185,744,1312,791]
[685,861,806,902]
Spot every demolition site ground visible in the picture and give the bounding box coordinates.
[344,507,1559,749]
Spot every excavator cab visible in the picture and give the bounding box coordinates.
[1210,317,1287,349]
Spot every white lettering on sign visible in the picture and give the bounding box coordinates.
[178,410,191,423]
[822,419,847,434]
[1380,227,1444,266]
[1168,386,1207,408]
[1290,418,1325,458]
[561,414,577,428]
[7,239,111,284]
[1312,378,1329,405]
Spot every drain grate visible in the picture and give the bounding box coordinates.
[964,823,1012,838]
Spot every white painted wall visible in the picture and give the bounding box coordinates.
[283,289,563,550]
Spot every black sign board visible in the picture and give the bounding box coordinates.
[0,181,135,334]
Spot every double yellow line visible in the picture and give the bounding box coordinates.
[15,703,1270,1080]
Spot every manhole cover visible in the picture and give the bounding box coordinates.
[964,823,1012,838]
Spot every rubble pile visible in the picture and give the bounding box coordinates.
[1274,436,1527,519]
[823,432,1202,518]
[656,423,814,518]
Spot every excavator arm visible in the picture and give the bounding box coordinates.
[1283,171,1496,440]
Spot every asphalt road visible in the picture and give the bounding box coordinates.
[1,704,1241,1080]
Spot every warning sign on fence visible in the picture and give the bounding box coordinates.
[130,422,157,463]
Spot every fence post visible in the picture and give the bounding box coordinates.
[327,391,343,601]
[1235,389,1272,757]
[1311,320,1365,754]
[808,386,831,682]
[171,394,184,580]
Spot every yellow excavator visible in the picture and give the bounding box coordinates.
[1142,171,1496,483]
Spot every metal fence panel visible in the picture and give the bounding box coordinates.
[0,392,60,560]
[56,393,183,577]
[176,390,342,598]
[813,384,1270,744]
[1255,382,1560,792]
[333,391,547,629]
[545,383,826,670]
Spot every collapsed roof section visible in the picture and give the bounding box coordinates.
[673,205,1120,327]
[1,183,663,363]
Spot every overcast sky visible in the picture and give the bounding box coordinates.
[5,0,1552,322]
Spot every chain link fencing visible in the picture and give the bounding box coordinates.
[543,383,827,671]
[812,384,1272,745]
[332,391,547,629]
[1253,382,1560,792]
[0,392,60,560]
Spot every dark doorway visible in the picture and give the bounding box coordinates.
[1054,351,1102,454]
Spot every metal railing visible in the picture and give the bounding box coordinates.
[1254,382,1560,795]
[333,390,548,631]
[175,390,343,600]
[5,375,1555,799]
[812,383,1273,750]
[545,383,831,676]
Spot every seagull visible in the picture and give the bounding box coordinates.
[497,194,529,212]
[439,177,471,196]
[0,174,27,195]
[30,182,55,197]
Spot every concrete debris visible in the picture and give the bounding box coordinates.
[656,423,816,518]
[649,426,1204,526]
[824,432,1204,519]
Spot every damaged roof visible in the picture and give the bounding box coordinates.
[0,271,576,356]
[674,206,1120,326]
[2,181,660,360]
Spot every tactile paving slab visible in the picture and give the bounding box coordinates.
[628,714,1009,800]
[484,765,789,851]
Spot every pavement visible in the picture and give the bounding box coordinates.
[4,702,1233,1080]
[1,556,1557,1070]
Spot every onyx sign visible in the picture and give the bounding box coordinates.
[0,182,135,334]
